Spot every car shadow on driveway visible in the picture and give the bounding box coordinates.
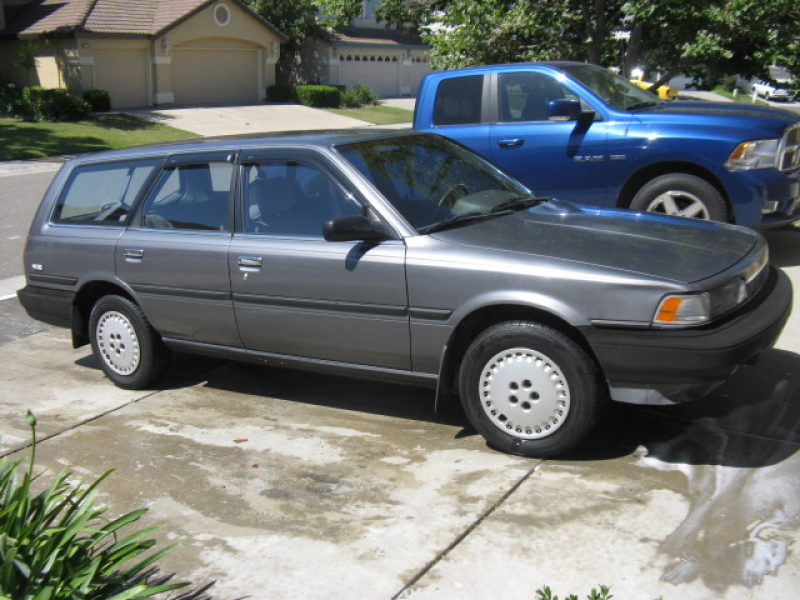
[568,347,800,468]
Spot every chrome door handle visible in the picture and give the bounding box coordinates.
[498,138,524,148]
[124,248,144,260]
[238,256,262,268]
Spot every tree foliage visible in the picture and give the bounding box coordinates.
[246,0,361,84]
[377,0,800,86]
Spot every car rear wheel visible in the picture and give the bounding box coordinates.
[459,321,604,458]
[89,295,168,390]
[630,173,728,222]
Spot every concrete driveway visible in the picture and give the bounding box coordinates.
[125,100,414,137]
[1,227,799,599]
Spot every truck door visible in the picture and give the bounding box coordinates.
[489,71,611,206]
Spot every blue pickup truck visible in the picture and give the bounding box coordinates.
[413,62,800,228]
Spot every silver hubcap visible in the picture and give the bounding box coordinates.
[478,347,570,440]
[96,311,140,376]
[646,190,709,219]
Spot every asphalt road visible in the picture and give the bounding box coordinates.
[0,167,58,279]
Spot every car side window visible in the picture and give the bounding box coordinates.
[242,161,361,236]
[433,75,484,126]
[498,72,572,122]
[142,161,233,231]
[52,159,160,225]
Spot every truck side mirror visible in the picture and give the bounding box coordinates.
[549,99,595,124]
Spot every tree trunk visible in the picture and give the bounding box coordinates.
[621,23,643,78]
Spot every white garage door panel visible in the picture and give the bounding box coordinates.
[173,49,258,105]
[94,50,148,109]
[339,61,398,97]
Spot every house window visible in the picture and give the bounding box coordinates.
[213,2,231,27]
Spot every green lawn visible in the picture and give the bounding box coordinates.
[0,114,199,161]
[324,105,413,125]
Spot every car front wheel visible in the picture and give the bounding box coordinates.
[629,173,728,222]
[459,321,605,458]
[89,295,168,389]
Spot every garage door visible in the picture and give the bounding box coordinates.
[173,48,258,105]
[339,57,399,97]
[94,49,148,109]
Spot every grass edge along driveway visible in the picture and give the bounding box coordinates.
[1,105,413,162]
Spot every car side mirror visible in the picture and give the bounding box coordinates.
[323,215,392,243]
[548,99,595,125]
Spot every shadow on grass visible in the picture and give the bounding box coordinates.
[0,115,198,161]
[0,118,107,160]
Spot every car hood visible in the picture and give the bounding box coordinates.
[430,201,761,284]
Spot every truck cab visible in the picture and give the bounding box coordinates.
[413,62,800,228]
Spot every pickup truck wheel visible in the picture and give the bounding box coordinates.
[630,173,728,222]
[89,295,168,390]
[459,321,604,458]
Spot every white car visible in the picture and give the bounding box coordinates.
[752,79,795,101]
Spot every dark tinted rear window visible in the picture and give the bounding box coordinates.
[433,75,484,126]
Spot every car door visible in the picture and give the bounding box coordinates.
[229,151,410,370]
[488,70,611,206]
[116,152,241,347]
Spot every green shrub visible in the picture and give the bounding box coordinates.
[339,84,379,109]
[0,411,188,599]
[266,84,292,102]
[15,87,91,122]
[0,83,23,117]
[82,89,111,112]
[294,85,341,108]
[535,584,613,600]
[350,83,379,106]
[339,88,362,108]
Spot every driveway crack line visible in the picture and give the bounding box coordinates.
[392,459,546,599]
[0,362,230,460]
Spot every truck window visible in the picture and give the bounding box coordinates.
[499,72,570,122]
[433,75,484,126]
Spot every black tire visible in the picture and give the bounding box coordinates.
[630,173,728,222]
[88,295,169,389]
[459,321,605,458]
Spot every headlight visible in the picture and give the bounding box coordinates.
[654,294,710,325]
[724,139,780,170]
[654,278,747,327]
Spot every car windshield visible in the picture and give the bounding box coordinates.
[561,64,663,111]
[336,134,538,233]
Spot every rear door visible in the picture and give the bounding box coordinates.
[117,152,241,347]
[229,150,411,369]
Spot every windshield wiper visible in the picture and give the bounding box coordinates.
[490,195,549,213]
[421,210,512,234]
[626,101,659,110]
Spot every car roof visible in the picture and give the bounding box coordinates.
[67,128,423,165]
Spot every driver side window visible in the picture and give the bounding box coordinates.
[499,73,571,122]
[242,161,361,236]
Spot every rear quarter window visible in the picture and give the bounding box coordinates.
[433,75,484,126]
[52,159,160,225]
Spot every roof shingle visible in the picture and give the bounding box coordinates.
[1,0,286,40]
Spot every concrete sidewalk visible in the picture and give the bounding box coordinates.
[1,228,799,599]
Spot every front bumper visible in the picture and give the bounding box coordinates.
[582,266,792,405]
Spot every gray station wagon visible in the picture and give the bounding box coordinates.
[19,130,792,457]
